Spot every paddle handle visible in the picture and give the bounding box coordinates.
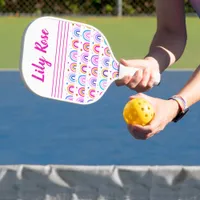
[118,64,161,86]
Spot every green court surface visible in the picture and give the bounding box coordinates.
[0,16,199,69]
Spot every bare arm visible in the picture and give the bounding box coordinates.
[145,0,187,73]
[176,66,200,107]
[151,0,200,109]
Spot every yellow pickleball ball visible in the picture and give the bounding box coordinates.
[123,98,155,126]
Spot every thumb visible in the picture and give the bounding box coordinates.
[120,58,129,66]
[120,58,148,68]
[129,93,157,108]
[129,93,147,100]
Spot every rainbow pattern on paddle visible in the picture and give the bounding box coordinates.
[62,22,119,104]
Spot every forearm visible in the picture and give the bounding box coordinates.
[145,30,187,73]
[176,65,200,107]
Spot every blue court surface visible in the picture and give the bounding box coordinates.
[0,70,199,165]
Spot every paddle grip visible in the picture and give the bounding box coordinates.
[118,64,161,86]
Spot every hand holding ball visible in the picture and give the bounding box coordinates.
[123,98,155,126]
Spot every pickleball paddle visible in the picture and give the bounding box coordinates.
[20,16,161,105]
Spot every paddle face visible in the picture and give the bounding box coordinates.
[20,16,120,105]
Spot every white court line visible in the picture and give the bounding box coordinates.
[0,68,195,72]
[166,68,194,71]
[0,68,19,71]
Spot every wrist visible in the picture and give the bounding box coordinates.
[168,99,181,120]
[168,95,189,122]
[144,56,160,73]
[144,56,161,85]
[145,46,177,72]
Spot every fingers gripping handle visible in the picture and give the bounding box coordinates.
[118,64,161,86]
[118,64,138,79]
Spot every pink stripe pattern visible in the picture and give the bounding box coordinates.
[51,21,69,98]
